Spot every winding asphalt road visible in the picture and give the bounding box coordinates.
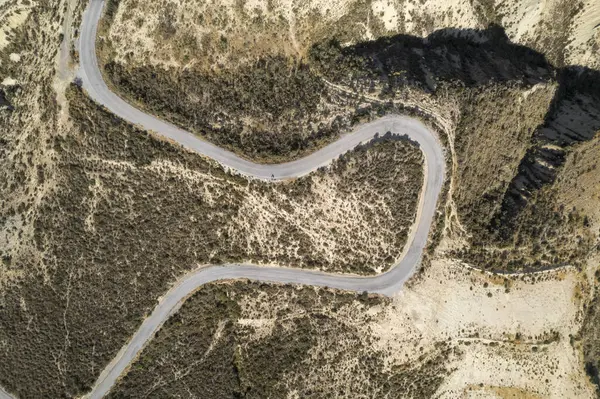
[0,1,445,399]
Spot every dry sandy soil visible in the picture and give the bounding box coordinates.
[394,253,595,398]
[105,0,600,70]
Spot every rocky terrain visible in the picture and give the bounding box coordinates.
[0,0,599,398]
[108,282,455,399]
[99,0,600,161]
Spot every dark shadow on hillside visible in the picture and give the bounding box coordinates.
[492,67,600,237]
[310,24,554,92]
[0,89,14,111]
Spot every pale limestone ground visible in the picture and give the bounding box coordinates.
[0,76,15,85]
[387,255,593,398]
[105,0,600,73]
[229,242,597,398]
[500,0,545,42]
[370,0,398,31]
[499,0,600,69]
[569,0,600,69]
[0,0,30,89]
[103,0,359,69]
[0,0,31,51]
[230,173,409,274]
[0,0,65,291]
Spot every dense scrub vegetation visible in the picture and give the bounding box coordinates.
[447,79,594,272]
[0,3,73,398]
[455,189,594,272]
[101,58,340,162]
[63,85,423,275]
[108,282,456,399]
[0,81,423,398]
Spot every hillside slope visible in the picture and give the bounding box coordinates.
[97,0,600,162]
[0,0,599,398]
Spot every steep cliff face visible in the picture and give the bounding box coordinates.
[496,68,600,236]
[312,25,554,91]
